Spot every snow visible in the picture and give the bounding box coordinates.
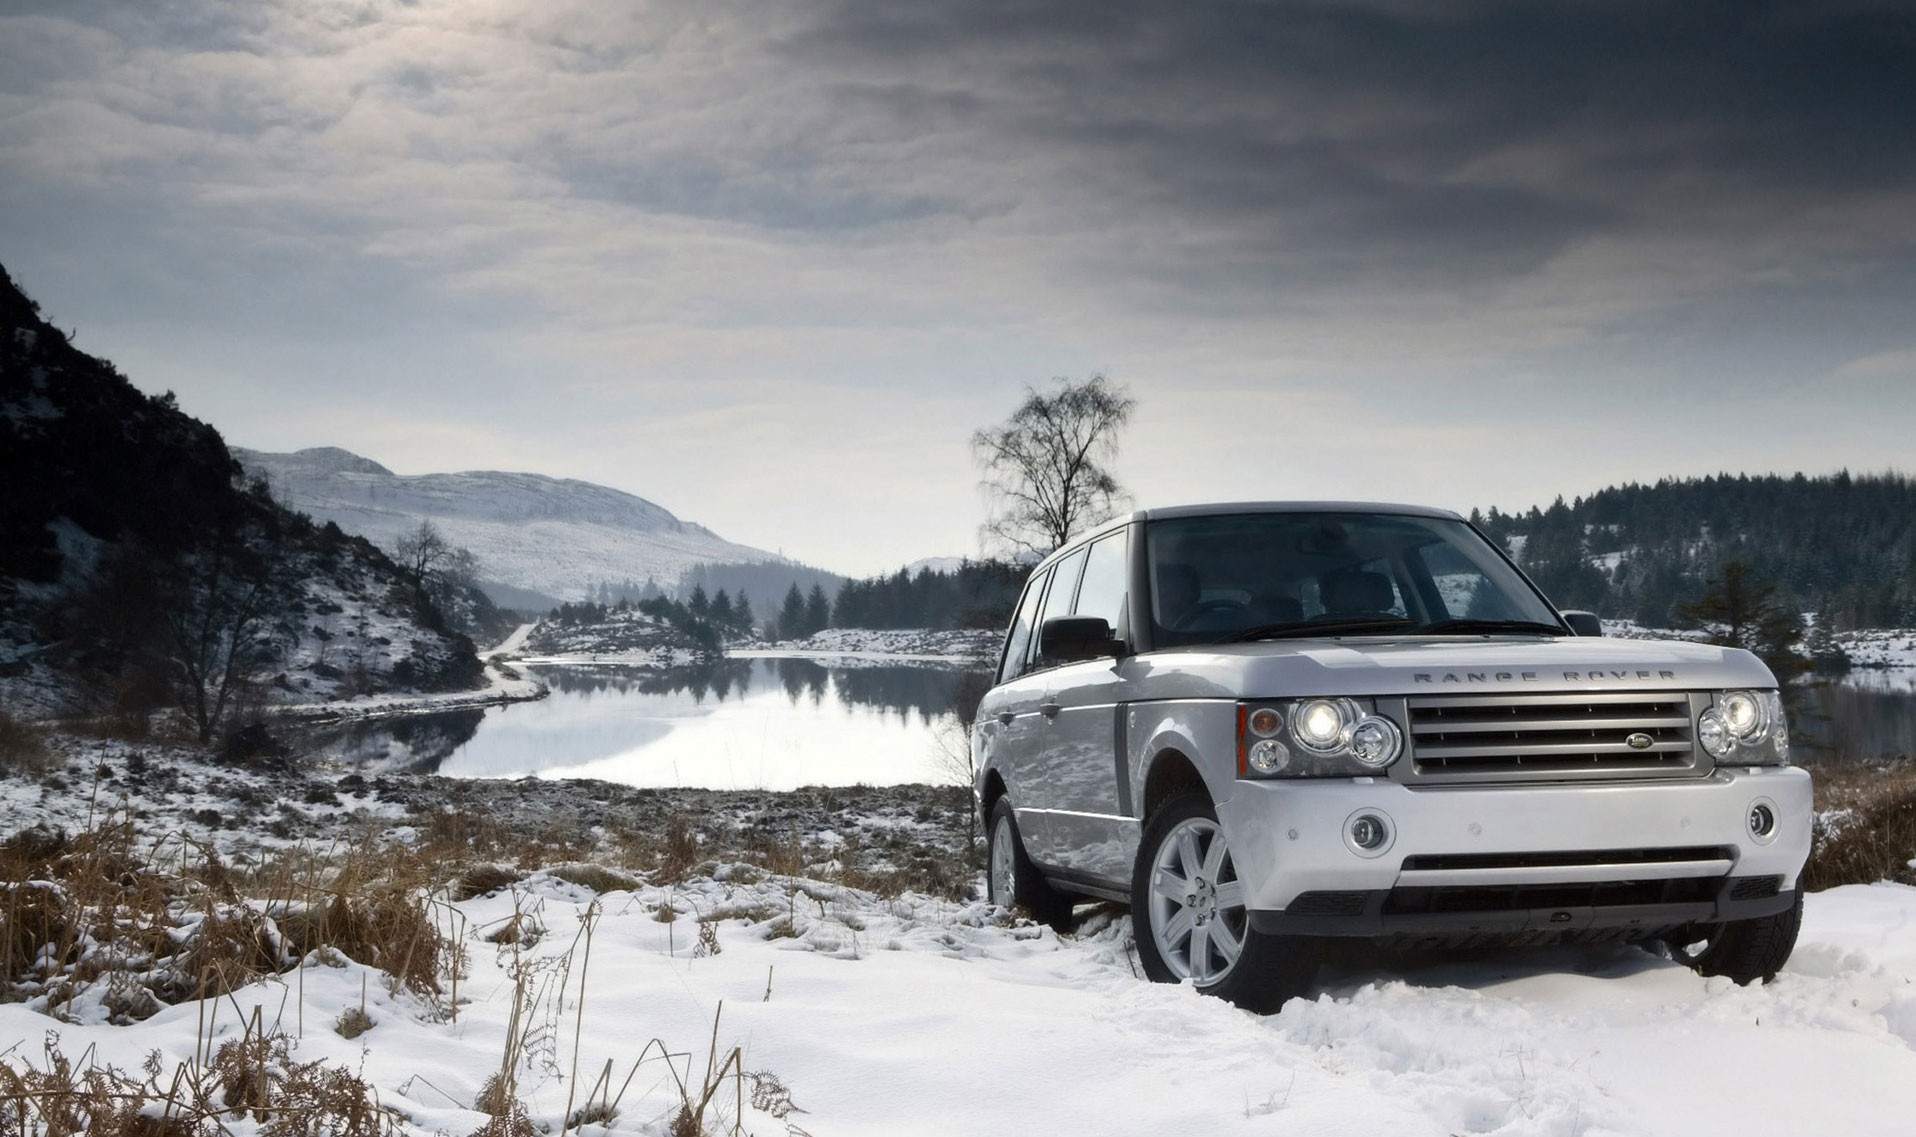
[756,627,1000,662]
[235,447,786,603]
[5,869,1914,1136]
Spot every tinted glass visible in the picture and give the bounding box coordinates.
[1145,511,1561,645]
[1033,547,1088,667]
[1073,532,1128,633]
[998,568,1049,683]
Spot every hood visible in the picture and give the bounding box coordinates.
[1115,634,1776,700]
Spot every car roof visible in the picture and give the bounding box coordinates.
[1130,500,1463,523]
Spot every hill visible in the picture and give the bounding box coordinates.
[1477,472,1916,629]
[0,263,484,735]
[235,446,805,608]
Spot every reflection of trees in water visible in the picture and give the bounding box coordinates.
[770,659,990,723]
[834,665,992,726]
[1799,681,1916,761]
[540,660,756,703]
[776,658,830,706]
[304,708,485,774]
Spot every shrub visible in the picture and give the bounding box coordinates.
[0,711,51,775]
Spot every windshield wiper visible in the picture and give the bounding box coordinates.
[1222,616,1415,642]
[1418,618,1567,636]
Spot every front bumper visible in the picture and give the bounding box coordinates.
[1216,767,1811,939]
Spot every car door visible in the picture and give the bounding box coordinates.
[1035,530,1135,880]
[1007,547,1086,864]
[976,564,1055,851]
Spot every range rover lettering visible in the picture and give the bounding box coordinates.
[973,503,1810,1012]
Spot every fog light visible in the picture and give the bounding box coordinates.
[1344,810,1392,857]
[1749,802,1776,839]
[1246,738,1291,775]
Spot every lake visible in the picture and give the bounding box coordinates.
[306,659,1914,790]
[305,657,990,790]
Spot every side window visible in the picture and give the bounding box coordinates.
[998,569,1049,684]
[1032,547,1088,670]
[1073,532,1128,635]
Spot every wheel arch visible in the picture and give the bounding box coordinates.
[1140,748,1209,821]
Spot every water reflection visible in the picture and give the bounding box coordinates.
[307,659,987,789]
[1797,674,1916,762]
[301,709,484,774]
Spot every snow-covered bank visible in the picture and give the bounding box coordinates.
[5,862,1913,1136]
[754,626,998,662]
[272,657,546,725]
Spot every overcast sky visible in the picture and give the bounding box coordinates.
[3,0,1913,575]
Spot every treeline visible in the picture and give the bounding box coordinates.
[550,584,760,653]
[761,560,1024,640]
[1476,471,1916,629]
[829,560,1024,631]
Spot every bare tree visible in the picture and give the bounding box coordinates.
[158,536,292,744]
[972,375,1136,556]
[392,520,453,591]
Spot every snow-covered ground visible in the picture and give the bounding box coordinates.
[752,627,1000,662]
[5,865,1914,1136]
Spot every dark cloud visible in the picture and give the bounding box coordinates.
[779,0,1916,291]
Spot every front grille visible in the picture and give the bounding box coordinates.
[1385,876,1721,915]
[1400,847,1731,873]
[1729,875,1783,901]
[1405,692,1702,782]
[1286,890,1371,917]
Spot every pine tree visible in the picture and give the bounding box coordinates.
[779,584,806,641]
[804,583,832,636]
[689,585,710,620]
[1678,561,1808,683]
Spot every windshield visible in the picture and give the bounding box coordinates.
[1144,511,1565,646]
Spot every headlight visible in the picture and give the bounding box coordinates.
[1239,698,1403,777]
[1701,689,1789,766]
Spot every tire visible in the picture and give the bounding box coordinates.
[986,798,1074,930]
[1666,888,1804,985]
[1130,793,1317,1013]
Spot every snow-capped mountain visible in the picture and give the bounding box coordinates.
[234,447,784,606]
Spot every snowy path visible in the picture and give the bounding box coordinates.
[9,880,1913,1136]
[483,621,535,657]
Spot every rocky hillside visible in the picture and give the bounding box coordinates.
[235,446,789,606]
[0,263,483,734]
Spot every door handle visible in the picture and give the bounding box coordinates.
[997,711,1015,726]
[1040,701,1062,719]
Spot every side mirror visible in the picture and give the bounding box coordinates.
[1040,615,1124,662]
[1561,610,1603,637]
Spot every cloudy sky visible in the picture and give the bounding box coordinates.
[3,0,1913,575]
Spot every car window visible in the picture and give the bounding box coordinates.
[1414,540,1526,620]
[1032,547,1088,669]
[1073,531,1128,634]
[998,568,1049,684]
[1144,511,1561,645]
[1298,556,1408,620]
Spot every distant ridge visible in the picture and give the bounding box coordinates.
[235,447,790,605]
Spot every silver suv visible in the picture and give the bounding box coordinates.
[974,503,1811,1012]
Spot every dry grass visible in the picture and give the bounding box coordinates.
[547,862,640,896]
[1804,759,1916,890]
[0,1019,394,1137]
[2,807,451,1019]
[0,711,53,775]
